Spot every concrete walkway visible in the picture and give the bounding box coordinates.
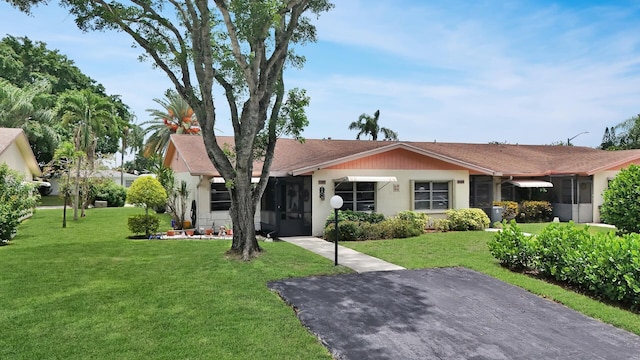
[281,237,405,273]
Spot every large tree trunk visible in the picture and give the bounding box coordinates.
[229,171,261,260]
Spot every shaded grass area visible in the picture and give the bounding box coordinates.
[1,208,351,360]
[343,231,640,336]
[37,194,66,206]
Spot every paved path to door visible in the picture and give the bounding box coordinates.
[281,236,405,273]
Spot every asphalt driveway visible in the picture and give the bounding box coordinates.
[268,267,640,360]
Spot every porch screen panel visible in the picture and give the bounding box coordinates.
[210,183,231,211]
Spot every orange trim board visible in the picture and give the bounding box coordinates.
[325,148,471,171]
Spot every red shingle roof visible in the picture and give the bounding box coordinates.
[166,134,640,177]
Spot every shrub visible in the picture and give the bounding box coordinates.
[518,201,552,223]
[397,210,429,231]
[0,164,39,242]
[601,164,640,234]
[323,220,362,241]
[324,210,384,227]
[92,179,127,207]
[322,211,425,240]
[487,220,536,270]
[380,218,422,239]
[536,222,590,281]
[491,221,640,308]
[433,218,451,232]
[493,201,518,221]
[126,176,168,214]
[127,214,160,236]
[445,208,490,231]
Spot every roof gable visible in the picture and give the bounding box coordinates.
[0,128,41,176]
[325,148,468,170]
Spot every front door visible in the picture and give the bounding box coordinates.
[275,177,312,237]
[577,178,593,223]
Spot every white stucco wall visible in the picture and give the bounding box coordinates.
[592,170,619,223]
[310,169,470,236]
[0,141,34,181]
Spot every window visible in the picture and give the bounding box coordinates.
[413,181,450,210]
[210,183,231,211]
[335,181,375,211]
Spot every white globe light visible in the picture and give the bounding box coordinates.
[330,195,343,209]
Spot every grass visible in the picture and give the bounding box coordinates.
[515,222,615,235]
[1,207,351,360]
[37,194,66,206]
[343,230,640,336]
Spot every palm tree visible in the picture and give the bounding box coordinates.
[119,120,144,185]
[57,89,116,219]
[53,141,83,228]
[348,109,398,141]
[0,79,60,163]
[142,89,200,157]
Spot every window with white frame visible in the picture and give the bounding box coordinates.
[335,181,375,211]
[210,183,231,211]
[413,181,450,210]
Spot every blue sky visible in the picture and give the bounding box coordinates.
[3,1,640,148]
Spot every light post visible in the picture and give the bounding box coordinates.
[329,195,343,266]
[567,131,589,146]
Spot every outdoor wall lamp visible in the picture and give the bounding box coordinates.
[319,186,325,200]
[330,195,343,266]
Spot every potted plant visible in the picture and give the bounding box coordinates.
[167,229,175,236]
[186,229,195,236]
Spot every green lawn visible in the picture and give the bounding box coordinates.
[4,211,636,358]
[1,208,351,360]
[515,222,615,235]
[343,231,640,336]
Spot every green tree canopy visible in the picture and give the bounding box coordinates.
[600,114,640,150]
[0,35,135,163]
[126,176,168,215]
[0,78,59,164]
[0,35,101,96]
[7,0,333,260]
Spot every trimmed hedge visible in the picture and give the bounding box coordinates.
[518,201,552,222]
[324,210,385,227]
[487,220,536,270]
[323,210,427,241]
[493,200,552,223]
[127,214,160,237]
[488,221,640,309]
[445,208,490,231]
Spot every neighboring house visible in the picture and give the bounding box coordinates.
[0,128,42,181]
[49,170,139,196]
[164,134,640,236]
